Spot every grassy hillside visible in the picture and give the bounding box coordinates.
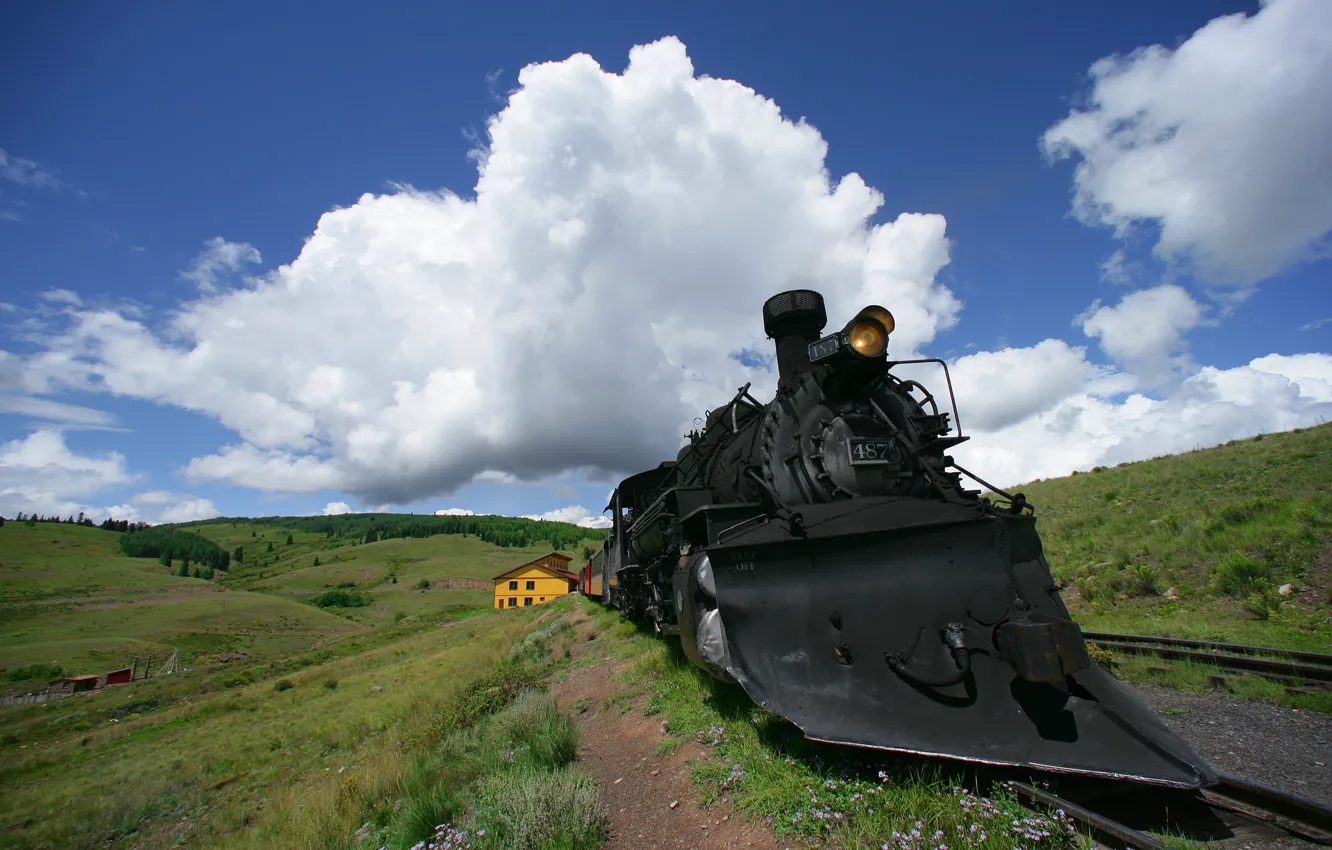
[180,519,604,626]
[0,522,361,687]
[0,601,594,849]
[1012,423,1331,649]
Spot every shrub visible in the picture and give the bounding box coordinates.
[1217,495,1283,526]
[1086,643,1114,673]
[4,662,63,682]
[312,589,372,608]
[1212,552,1272,597]
[418,578,430,590]
[273,678,294,692]
[323,679,338,690]
[470,765,605,849]
[495,690,579,771]
[1125,563,1160,596]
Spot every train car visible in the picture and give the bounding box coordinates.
[580,546,607,601]
[586,289,1218,791]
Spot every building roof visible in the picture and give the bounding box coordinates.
[492,552,581,582]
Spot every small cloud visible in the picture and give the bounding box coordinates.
[154,497,221,524]
[131,490,175,505]
[129,245,147,253]
[0,148,65,190]
[485,68,507,104]
[434,507,475,516]
[39,289,82,307]
[0,395,116,427]
[1300,317,1331,332]
[522,504,611,528]
[180,236,262,293]
[323,500,351,515]
[1099,249,1132,285]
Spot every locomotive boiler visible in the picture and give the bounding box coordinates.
[583,289,1216,789]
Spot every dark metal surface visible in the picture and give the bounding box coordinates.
[708,514,1216,788]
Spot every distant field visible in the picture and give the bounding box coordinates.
[0,523,361,686]
[0,602,560,849]
[1010,423,1331,651]
[185,521,601,626]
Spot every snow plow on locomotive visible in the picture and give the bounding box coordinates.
[580,289,1216,790]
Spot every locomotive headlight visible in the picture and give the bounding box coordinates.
[846,316,889,358]
[854,305,895,336]
[806,304,895,364]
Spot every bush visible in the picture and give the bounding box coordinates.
[495,690,579,771]
[1086,643,1114,672]
[1217,495,1283,526]
[418,578,430,590]
[323,679,338,690]
[4,662,63,683]
[470,765,605,849]
[273,678,294,692]
[311,589,372,608]
[1213,552,1272,597]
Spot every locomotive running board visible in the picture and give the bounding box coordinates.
[704,501,1218,790]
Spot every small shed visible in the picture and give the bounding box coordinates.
[493,552,577,610]
[64,675,99,692]
[105,668,133,686]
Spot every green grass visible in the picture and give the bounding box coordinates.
[0,598,600,849]
[577,599,1086,850]
[182,521,599,627]
[0,522,362,686]
[997,424,1332,650]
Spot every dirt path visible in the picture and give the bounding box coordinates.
[551,615,790,850]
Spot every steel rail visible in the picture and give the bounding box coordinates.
[1014,774,1332,849]
[1210,771,1332,837]
[1084,635,1332,685]
[1009,781,1169,850]
[1083,631,1332,666]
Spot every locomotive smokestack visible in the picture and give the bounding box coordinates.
[763,290,827,383]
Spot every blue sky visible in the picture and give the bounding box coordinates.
[2,0,1329,526]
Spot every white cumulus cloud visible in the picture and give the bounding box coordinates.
[1078,285,1203,386]
[323,501,352,515]
[0,429,135,521]
[434,507,475,516]
[1041,0,1332,288]
[153,497,221,525]
[953,353,1332,487]
[180,237,262,293]
[523,505,612,529]
[12,37,957,506]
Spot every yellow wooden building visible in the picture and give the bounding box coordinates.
[493,552,578,609]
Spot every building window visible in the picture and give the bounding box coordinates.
[540,597,545,602]
[524,597,533,606]
[525,580,535,590]
[507,598,516,608]
[509,580,518,590]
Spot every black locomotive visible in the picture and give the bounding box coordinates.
[580,290,1216,789]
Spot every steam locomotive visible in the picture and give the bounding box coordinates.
[580,290,1216,789]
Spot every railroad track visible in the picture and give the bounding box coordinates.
[1083,630,1332,689]
[1012,771,1332,848]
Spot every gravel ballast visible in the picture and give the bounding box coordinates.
[1132,683,1331,806]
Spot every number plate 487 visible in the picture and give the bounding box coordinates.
[847,438,896,465]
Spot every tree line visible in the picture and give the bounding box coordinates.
[117,527,231,573]
[179,512,606,551]
[3,512,150,532]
